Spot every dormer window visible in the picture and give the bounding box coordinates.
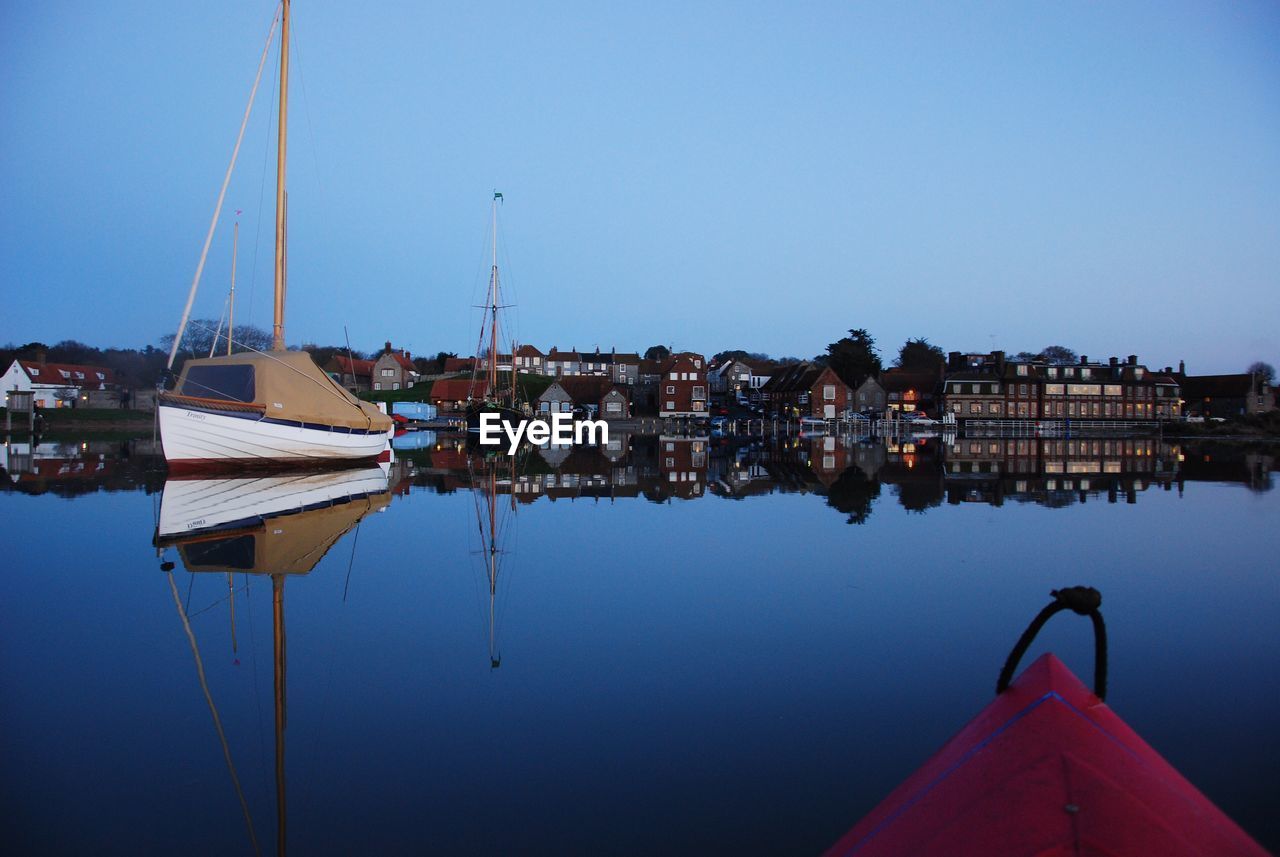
[1016,365,1028,376]
[60,370,71,378]
[1047,367,1057,378]
[74,371,85,379]
[96,372,105,380]
[29,367,39,376]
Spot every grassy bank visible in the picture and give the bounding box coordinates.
[2,407,155,437]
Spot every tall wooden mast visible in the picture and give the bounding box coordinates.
[271,0,290,351]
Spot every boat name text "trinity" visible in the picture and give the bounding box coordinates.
[477,412,609,455]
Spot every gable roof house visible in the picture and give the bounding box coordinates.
[429,377,488,411]
[2,358,119,408]
[514,344,545,374]
[372,342,420,391]
[657,352,709,418]
[1175,367,1275,418]
[760,362,852,419]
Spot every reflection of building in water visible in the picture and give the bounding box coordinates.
[942,437,1178,505]
[379,431,1275,512]
[2,438,164,496]
[655,435,707,499]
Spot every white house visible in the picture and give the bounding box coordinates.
[2,359,118,408]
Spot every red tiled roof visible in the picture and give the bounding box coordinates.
[556,376,627,403]
[431,378,488,401]
[515,344,544,357]
[19,361,117,388]
[328,355,375,377]
[443,357,476,373]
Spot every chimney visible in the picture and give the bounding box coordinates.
[405,351,411,361]
[385,340,392,354]
[992,351,1005,373]
[947,351,962,371]
[1109,357,1118,367]
[35,347,48,364]
[1179,359,1185,374]
[1127,354,1137,366]
[1080,355,1088,365]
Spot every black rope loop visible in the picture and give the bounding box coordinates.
[996,586,1107,700]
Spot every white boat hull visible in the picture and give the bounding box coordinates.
[159,402,392,470]
[157,465,391,539]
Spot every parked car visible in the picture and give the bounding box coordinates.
[904,412,939,426]
[799,416,828,427]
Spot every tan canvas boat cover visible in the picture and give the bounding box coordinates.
[175,491,391,576]
[175,351,393,432]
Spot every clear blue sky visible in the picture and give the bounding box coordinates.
[2,1,1277,373]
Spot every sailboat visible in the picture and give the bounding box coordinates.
[465,193,525,434]
[158,0,393,472]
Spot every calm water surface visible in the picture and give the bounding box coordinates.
[2,435,1277,855]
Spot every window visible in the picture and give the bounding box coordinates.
[96,372,105,380]
[29,367,39,375]
[1019,384,1028,395]
[670,372,678,380]
[381,368,394,377]
[1104,384,1122,396]
[666,442,675,452]
[665,457,674,467]
[1045,384,1064,395]
[989,403,1000,414]
[970,383,980,394]
[1081,368,1092,379]
[969,403,981,414]
[1047,367,1057,378]
[692,386,705,399]
[181,364,256,402]
[60,370,70,378]
[1017,364,1028,376]
[1067,384,1099,396]
[74,371,85,379]
[666,401,675,411]
[392,382,400,390]
[694,359,701,368]
[374,382,382,390]
[606,401,621,413]
[666,385,675,394]
[823,385,835,400]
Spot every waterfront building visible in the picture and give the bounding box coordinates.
[1,355,118,409]
[657,352,710,418]
[941,352,1180,423]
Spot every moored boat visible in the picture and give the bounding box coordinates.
[159,351,392,473]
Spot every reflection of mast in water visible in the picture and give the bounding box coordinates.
[470,455,518,670]
[162,567,261,857]
[155,464,392,856]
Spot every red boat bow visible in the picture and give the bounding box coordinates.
[824,653,1266,856]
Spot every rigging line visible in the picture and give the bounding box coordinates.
[168,5,282,370]
[342,520,362,603]
[165,571,263,857]
[288,18,326,207]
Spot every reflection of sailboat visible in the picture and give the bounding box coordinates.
[158,0,392,470]
[465,193,525,433]
[155,464,391,855]
[469,456,517,669]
